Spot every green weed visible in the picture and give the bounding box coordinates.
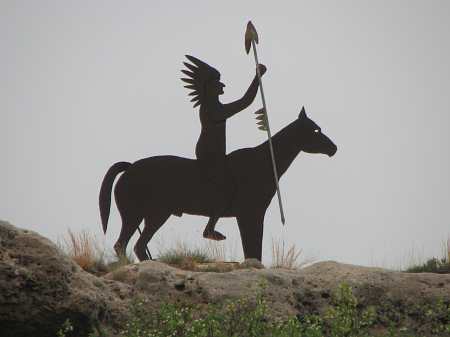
[58,282,450,337]
[405,257,450,274]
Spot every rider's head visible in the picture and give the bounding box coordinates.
[182,55,224,107]
[206,72,225,97]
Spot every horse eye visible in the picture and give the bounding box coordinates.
[314,129,320,133]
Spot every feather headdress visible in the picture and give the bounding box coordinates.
[181,55,221,108]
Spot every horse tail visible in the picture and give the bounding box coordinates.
[99,161,131,234]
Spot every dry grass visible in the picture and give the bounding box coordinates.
[156,241,243,272]
[59,229,107,273]
[157,241,213,270]
[156,239,242,271]
[156,234,240,262]
[404,237,450,274]
[446,237,450,263]
[157,237,309,270]
[202,240,228,262]
[271,238,307,269]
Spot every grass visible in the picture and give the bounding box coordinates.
[61,228,450,276]
[202,240,229,262]
[271,238,310,269]
[154,234,239,260]
[59,229,240,273]
[447,238,450,269]
[59,229,136,275]
[157,238,312,271]
[405,257,450,274]
[60,228,311,272]
[446,236,450,267]
[156,241,215,270]
[58,229,108,274]
[404,237,450,274]
[67,282,449,337]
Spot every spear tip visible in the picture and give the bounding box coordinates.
[245,21,259,54]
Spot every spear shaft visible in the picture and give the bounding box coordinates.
[250,36,286,225]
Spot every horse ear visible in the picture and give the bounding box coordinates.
[299,106,307,119]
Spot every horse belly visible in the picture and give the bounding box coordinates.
[144,162,211,216]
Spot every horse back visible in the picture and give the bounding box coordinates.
[114,155,212,215]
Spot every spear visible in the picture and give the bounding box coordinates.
[245,21,286,225]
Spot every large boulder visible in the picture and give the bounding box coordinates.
[0,220,129,337]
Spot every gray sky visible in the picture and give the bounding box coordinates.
[2,1,449,268]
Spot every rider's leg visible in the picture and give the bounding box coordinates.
[197,154,232,241]
[203,216,226,241]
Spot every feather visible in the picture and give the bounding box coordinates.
[181,78,195,84]
[181,70,195,78]
[254,108,265,115]
[185,55,207,68]
[183,62,198,72]
[255,114,266,121]
[182,55,221,109]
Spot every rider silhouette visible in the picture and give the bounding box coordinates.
[182,55,266,240]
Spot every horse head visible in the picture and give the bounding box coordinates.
[297,107,337,157]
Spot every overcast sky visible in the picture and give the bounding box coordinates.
[2,1,449,268]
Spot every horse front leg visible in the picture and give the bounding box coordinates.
[236,211,265,261]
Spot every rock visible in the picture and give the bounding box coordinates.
[0,220,129,337]
[108,257,450,332]
[2,220,450,336]
[240,258,265,269]
[174,278,186,290]
[195,261,240,272]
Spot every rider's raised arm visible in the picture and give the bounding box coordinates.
[220,64,266,120]
[221,76,259,119]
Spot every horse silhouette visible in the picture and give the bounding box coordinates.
[99,107,337,261]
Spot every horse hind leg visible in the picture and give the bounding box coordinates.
[114,210,143,259]
[134,211,170,261]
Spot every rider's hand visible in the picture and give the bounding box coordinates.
[257,64,267,77]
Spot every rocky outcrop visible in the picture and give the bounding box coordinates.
[0,220,130,337]
[1,220,450,336]
[104,257,450,321]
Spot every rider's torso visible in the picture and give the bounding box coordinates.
[196,102,226,161]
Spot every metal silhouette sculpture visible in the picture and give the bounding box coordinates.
[181,55,265,241]
[99,107,337,261]
[99,21,337,261]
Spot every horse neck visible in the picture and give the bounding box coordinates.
[260,119,302,177]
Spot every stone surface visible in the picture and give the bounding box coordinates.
[104,256,450,322]
[0,220,130,337]
[195,261,240,272]
[239,258,266,269]
[1,220,450,336]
